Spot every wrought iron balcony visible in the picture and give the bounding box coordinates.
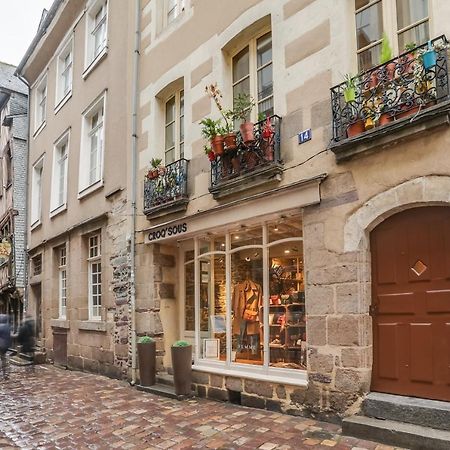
[209,115,283,199]
[143,158,189,218]
[330,36,449,148]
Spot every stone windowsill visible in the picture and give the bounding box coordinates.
[78,320,107,332]
[144,197,189,219]
[51,319,69,329]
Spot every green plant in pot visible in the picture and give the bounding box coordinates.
[171,340,192,397]
[137,335,156,387]
[232,93,256,145]
[147,158,162,180]
[343,74,357,103]
[380,33,396,80]
[200,117,225,156]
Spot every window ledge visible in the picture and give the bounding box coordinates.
[192,363,308,387]
[78,320,106,332]
[54,91,72,114]
[78,180,104,200]
[82,47,108,80]
[30,219,42,232]
[51,319,69,329]
[33,121,46,139]
[50,203,67,219]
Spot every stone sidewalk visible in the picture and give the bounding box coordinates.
[0,365,403,450]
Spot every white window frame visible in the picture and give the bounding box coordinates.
[55,38,73,110]
[355,0,431,70]
[34,75,47,133]
[231,30,273,123]
[58,245,67,319]
[78,93,106,197]
[165,0,185,26]
[88,234,102,321]
[164,89,184,165]
[84,0,108,77]
[31,156,44,228]
[50,130,70,216]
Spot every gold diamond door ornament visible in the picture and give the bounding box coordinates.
[411,260,427,276]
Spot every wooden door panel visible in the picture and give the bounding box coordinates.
[409,323,433,382]
[425,290,450,313]
[377,323,399,380]
[407,225,432,282]
[375,227,398,285]
[378,293,414,315]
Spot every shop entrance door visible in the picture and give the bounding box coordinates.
[371,206,450,401]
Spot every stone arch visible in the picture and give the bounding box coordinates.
[344,175,450,252]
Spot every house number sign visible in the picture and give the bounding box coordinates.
[148,222,187,242]
[298,128,312,144]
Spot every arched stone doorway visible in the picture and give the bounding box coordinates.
[370,206,450,401]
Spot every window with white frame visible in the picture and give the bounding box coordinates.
[355,0,429,70]
[86,0,108,67]
[58,245,67,319]
[79,94,105,193]
[232,31,273,122]
[164,90,184,164]
[56,39,73,104]
[88,234,101,320]
[166,0,185,25]
[51,132,69,212]
[31,157,44,226]
[35,76,47,130]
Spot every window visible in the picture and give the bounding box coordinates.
[31,157,44,226]
[51,132,69,213]
[355,0,429,70]
[79,94,105,193]
[58,245,67,319]
[182,215,306,379]
[164,90,184,164]
[232,31,273,121]
[166,0,185,25]
[35,75,47,130]
[56,39,73,105]
[32,254,42,276]
[5,144,12,187]
[88,234,101,320]
[85,0,108,68]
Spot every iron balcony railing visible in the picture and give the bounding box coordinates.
[143,158,188,214]
[210,114,282,187]
[330,36,449,143]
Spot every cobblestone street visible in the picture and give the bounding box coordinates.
[0,365,401,450]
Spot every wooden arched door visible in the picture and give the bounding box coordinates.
[371,206,450,401]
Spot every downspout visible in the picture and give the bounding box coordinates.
[130,0,141,385]
[16,75,30,319]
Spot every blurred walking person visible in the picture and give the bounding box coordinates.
[18,315,35,370]
[0,314,11,379]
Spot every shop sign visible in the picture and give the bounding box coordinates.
[148,222,187,242]
[0,239,11,266]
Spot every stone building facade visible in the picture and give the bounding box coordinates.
[0,62,28,332]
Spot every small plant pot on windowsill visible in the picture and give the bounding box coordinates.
[240,121,255,145]
[346,120,365,138]
[211,135,225,156]
[137,337,156,387]
[224,132,237,150]
[343,87,356,103]
[171,341,192,397]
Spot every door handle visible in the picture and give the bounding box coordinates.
[369,304,378,316]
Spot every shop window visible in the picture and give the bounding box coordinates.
[182,215,306,376]
[355,0,429,71]
[232,31,273,122]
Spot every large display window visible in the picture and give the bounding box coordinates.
[181,214,306,379]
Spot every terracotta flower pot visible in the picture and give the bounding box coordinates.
[224,133,237,150]
[346,120,365,138]
[386,62,396,80]
[396,104,420,119]
[171,345,192,397]
[240,121,255,145]
[207,151,215,162]
[369,71,378,89]
[379,113,393,126]
[137,341,156,387]
[211,135,225,156]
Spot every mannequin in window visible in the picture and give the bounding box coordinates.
[232,269,262,357]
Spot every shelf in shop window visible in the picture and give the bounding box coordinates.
[286,324,305,328]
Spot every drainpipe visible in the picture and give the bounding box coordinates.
[130,0,141,385]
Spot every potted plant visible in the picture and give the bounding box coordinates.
[204,145,215,162]
[147,158,162,180]
[137,336,156,387]
[403,42,417,75]
[380,33,396,80]
[343,74,357,103]
[422,40,437,70]
[261,115,275,161]
[171,340,192,397]
[233,92,256,144]
[200,117,225,156]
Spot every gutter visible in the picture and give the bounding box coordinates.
[130,0,141,385]
[14,0,65,77]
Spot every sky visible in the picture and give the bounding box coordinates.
[0,0,54,66]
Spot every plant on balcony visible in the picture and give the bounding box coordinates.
[200,117,225,156]
[204,145,215,162]
[343,74,357,103]
[146,158,162,180]
[380,33,396,80]
[261,115,275,161]
[232,92,256,144]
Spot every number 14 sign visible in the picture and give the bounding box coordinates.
[298,128,312,144]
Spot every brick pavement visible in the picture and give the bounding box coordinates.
[0,365,404,450]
